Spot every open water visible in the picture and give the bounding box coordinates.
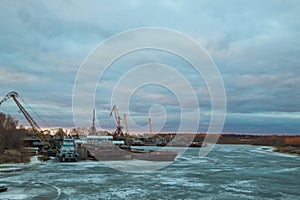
[1,144,300,200]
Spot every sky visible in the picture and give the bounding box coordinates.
[0,0,299,134]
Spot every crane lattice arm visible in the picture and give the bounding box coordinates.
[90,109,96,135]
[123,113,128,134]
[109,105,123,137]
[149,117,153,134]
[0,91,51,147]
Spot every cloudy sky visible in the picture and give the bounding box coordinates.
[0,0,299,134]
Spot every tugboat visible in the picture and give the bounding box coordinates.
[56,136,79,162]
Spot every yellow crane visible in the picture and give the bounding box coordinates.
[0,91,51,148]
[109,105,124,139]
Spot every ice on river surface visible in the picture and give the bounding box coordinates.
[1,145,300,200]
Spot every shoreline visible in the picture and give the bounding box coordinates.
[1,144,298,165]
[0,150,31,165]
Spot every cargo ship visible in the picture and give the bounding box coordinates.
[83,135,178,161]
[82,109,178,161]
[83,135,132,161]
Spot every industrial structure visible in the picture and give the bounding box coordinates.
[123,113,128,134]
[90,109,96,135]
[109,105,124,140]
[0,91,51,148]
[149,117,153,134]
[0,91,78,162]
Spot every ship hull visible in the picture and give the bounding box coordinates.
[84,144,178,161]
[84,144,132,161]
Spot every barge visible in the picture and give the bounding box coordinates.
[83,135,178,161]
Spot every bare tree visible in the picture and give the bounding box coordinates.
[0,112,23,152]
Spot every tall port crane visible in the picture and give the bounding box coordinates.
[0,91,51,147]
[91,108,96,135]
[149,117,153,134]
[123,113,128,134]
[109,105,124,139]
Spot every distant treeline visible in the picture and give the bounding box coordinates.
[154,133,300,147]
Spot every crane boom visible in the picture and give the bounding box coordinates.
[90,108,96,134]
[0,91,51,147]
[109,105,123,139]
[149,117,153,134]
[123,113,128,134]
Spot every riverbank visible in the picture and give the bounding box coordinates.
[0,150,30,164]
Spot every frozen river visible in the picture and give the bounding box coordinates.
[1,144,300,199]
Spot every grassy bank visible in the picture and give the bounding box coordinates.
[0,149,30,164]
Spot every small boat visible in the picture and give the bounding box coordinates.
[0,185,8,193]
[190,142,207,148]
[169,141,207,147]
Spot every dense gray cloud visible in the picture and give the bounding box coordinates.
[0,1,299,134]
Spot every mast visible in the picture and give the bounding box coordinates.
[149,117,153,134]
[123,113,128,134]
[91,108,96,135]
